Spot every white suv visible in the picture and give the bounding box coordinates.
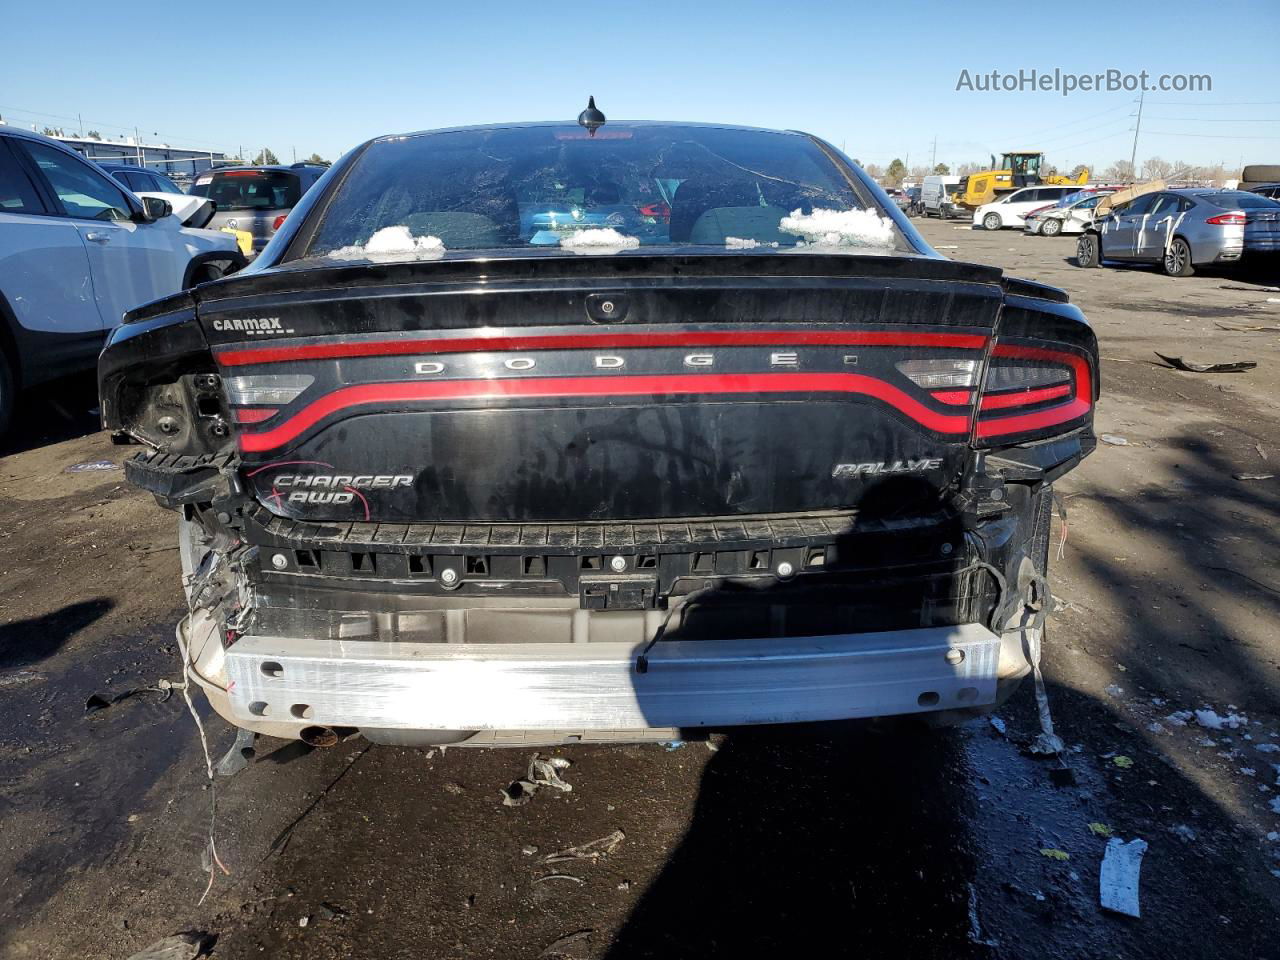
[973,185,1082,231]
[0,129,242,435]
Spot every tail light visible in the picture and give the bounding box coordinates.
[974,342,1093,443]
[1206,212,1245,225]
[272,214,288,231]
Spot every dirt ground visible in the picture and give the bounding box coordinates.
[1,219,1278,960]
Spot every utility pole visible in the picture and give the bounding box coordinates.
[292,145,296,163]
[1128,89,1145,182]
[77,113,83,137]
[930,135,937,170]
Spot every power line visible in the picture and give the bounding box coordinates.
[0,103,237,154]
[1146,115,1280,122]
[1011,101,1134,143]
[1142,130,1280,140]
[1144,100,1280,106]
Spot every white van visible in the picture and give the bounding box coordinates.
[921,176,963,219]
[972,185,1082,230]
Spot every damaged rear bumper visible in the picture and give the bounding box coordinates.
[187,614,1008,740]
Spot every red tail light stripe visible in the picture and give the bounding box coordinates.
[976,399,1092,438]
[215,330,989,367]
[977,343,1094,439]
[978,383,1072,410]
[236,373,973,453]
[232,407,278,424]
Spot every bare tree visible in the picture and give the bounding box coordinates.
[864,163,884,180]
[1103,159,1136,182]
[1142,156,1172,181]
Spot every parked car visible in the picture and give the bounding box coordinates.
[97,162,216,229]
[1076,188,1280,277]
[97,163,186,196]
[972,185,1082,231]
[100,117,1098,748]
[187,162,328,257]
[905,186,923,216]
[1024,190,1108,237]
[0,129,244,436]
[885,187,912,214]
[1246,182,1280,201]
[921,175,964,219]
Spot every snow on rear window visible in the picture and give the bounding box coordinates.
[778,208,895,248]
[327,225,446,261]
[559,228,639,252]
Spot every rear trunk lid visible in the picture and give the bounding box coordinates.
[199,253,1006,523]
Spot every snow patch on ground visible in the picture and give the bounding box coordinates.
[724,237,780,249]
[328,226,446,261]
[1196,709,1249,730]
[559,228,640,253]
[778,208,896,248]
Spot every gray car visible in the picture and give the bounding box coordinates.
[188,162,328,257]
[1076,188,1280,277]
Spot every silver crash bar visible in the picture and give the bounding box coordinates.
[223,624,1001,731]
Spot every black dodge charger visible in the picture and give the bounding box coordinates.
[100,110,1098,749]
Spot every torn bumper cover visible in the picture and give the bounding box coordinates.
[190,616,1005,735]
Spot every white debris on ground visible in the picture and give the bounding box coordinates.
[1166,710,1193,726]
[1195,709,1249,730]
[328,226,446,261]
[1256,743,1280,754]
[778,208,896,248]
[559,228,640,252]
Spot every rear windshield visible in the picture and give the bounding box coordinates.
[191,170,301,211]
[302,124,905,261]
[1201,191,1280,210]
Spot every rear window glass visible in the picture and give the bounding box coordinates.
[1202,191,1280,210]
[303,124,904,260]
[191,170,300,210]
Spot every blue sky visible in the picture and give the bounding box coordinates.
[2,0,1277,172]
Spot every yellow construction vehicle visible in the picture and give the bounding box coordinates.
[956,152,1090,208]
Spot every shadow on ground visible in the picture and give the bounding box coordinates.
[0,371,102,459]
[0,598,113,669]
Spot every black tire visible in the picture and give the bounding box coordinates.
[193,262,226,284]
[1242,164,1280,184]
[1076,233,1100,267]
[1041,218,1062,237]
[1163,237,1195,277]
[982,212,1002,231]
[0,346,14,441]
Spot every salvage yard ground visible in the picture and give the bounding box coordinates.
[2,219,1279,959]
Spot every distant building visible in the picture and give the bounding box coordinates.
[51,133,227,181]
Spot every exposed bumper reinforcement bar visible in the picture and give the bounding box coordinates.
[223,624,1001,731]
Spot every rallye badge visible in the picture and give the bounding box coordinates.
[832,458,944,478]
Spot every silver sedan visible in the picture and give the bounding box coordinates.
[1075,188,1280,277]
